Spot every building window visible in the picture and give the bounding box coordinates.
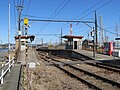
[68,42,70,45]
[71,41,73,45]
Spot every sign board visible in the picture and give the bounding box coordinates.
[24,18,28,25]
[28,62,36,68]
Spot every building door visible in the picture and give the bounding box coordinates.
[74,41,77,49]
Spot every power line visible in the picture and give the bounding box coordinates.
[98,26,120,36]
[22,14,64,19]
[39,0,72,33]
[22,0,24,6]
[76,0,103,19]
[39,0,67,31]
[39,0,68,33]
[54,0,104,33]
[52,0,72,18]
[55,0,114,33]
[50,0,67,18]
[23,19,94,23]
[26,0,31,15]
[13,0,17,30]
[95,0,113,11]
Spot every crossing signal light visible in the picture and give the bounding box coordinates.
[30,36,35,42]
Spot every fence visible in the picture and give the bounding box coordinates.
[0,57,14,84]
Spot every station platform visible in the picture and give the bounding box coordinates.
[17,49,39,65]
[74,50,120,61]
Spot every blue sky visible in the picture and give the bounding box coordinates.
[0,0,120,44]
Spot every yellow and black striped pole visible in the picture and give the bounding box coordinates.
[24,18,31,90]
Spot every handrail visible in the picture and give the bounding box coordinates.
[0,57,14,84]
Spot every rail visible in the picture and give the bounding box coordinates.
[0,57,14,84]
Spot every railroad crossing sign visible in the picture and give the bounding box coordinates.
[24,18,28,25]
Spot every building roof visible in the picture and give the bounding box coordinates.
[115,38,120,40]
[14,35,35,39]
[62,35,83,39]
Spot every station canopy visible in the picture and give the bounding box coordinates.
[62,35,83,39]
[115,38,120,40]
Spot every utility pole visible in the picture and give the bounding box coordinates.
[17,5,23,52]
[95,11,98,52]
[115,24,119,37]
[61,29,63,46]
[91,27,96,57]
[99,16,104,46]
[8,0,11,72]
[41,38,43,46]
[115,24,119,47]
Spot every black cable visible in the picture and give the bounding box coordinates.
[54,0,104,33]
[96,0,113,11]
[51,0,67,18]
[55,0,114,33]
[13,0,17,30]
[76,0,103,19]
[98,26,120,36]
[52,0,72,18]
[22,0,24,6]
[26,0,31,16]
[39,0,68,32]
[40,0,72,33]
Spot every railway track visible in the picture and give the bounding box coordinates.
[37,51,120,90]
[50,52,120,73]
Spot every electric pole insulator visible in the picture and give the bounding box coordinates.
[91,31,94,37]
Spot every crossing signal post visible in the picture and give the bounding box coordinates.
[24,18,31,90]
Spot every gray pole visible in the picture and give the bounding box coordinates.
[17,6,23,52]
[61,29,62,46]
[93,27,96,57]
[41,38,43,45]
[95,11,98,52]
[8,1,11,72]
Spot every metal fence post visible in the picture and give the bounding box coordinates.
[9,55,11,72]
[1,63,4,84]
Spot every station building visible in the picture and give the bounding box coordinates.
[62,35,83,50]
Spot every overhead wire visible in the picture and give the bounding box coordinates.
[21,14,64,19]
[54,0,104,33]
[39,0,72,33]
[25,0,31,16]
[39,0,67,31]
[98,26,120,36]
[95,0,113,11]
[55,0,114,34]
[13,0,17,30]
[22,0,24,6]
